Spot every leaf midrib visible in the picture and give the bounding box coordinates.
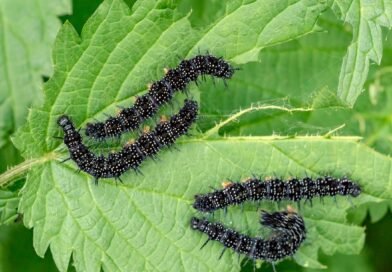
[59,162,191,203]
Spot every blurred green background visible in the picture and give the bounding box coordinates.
[0,0,391,271]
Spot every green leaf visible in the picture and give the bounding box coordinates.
[13,0,331,158]
[200,10,392,226]
[0,190,19,225]
[331,0,392,106]
[0,133,24,226]
[192,2,392,269]
[187,0,329,64]
[8,0,390,271]
[0,0,71,148]
[199,12,351,135]
[200,11,392,155]
[18,137,392,272]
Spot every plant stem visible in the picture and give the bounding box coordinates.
[181,135,363,144]
[324,124,346,138]
[203,104,313,138]
[0,153,56,188]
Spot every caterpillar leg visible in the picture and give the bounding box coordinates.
[333,196,339,208]
[347,196,356,208]
[271,262,277,272]
[116,177,124,183]
[60,157,71,163]
[297,200,301,211]
[200,238,210,250]
[218,247,226,260]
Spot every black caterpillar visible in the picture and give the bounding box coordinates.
[191,206,306,268]
[85,54,235,140]
[57,99,198,183]
[193,176,361,213]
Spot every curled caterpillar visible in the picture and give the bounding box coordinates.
[193,176,361,213]
[57,99,198,183]
[191,206,306,266]
[85,54,235,140]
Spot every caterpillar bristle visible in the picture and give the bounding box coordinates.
[193,176,361,213]
[57,99,198,182]
[191,209,306,263]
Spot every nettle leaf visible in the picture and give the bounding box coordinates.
[0,0,71,148]
[0,141,24,225]
[331,0,392,106]
[200,10,392,227]
[18,138,392,272]
[201,11,392,156]
[9,0,391,271]
[13,0,329,158]
[0,190,19,224]
[199,12,352,135]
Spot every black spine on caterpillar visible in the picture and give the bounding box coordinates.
[193,176,361,213]
[85,54,235,140]
[190,207,306,263]
[57,99,198,182]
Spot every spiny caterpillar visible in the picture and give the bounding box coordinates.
[193,176,361,213]
[57,99,198,183]
[191,206,306,269]
[85,54,235,140]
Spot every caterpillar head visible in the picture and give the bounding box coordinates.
[349,182,361,197]
[57,115,72,127]
[193,194,214,213]
[340,177,361,197]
